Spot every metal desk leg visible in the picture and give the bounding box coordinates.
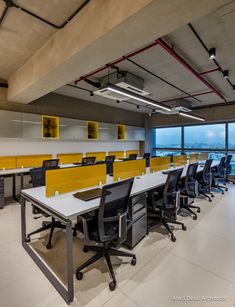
[13,175,17,201]
[21,196,74,304]
[0,176,5,209]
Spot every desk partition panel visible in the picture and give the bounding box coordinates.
[57,153,83,164]
[16,154,52,168]
[108,151,124,159]
[200,152,208,161]
[0,156,17,169]
[173,155,187,167]
[150,157,170,172]
[113,159,146,181]
[189,153,199,163]
[126,150,139,158]
[45,164,106,197]
[86,152,106,161]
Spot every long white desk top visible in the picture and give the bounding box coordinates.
[21,161,219,220]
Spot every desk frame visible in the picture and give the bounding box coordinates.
[21,194,74,304]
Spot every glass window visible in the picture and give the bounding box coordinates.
[154,127,181,148]
[228,123,235,149]
[184,124,225,149]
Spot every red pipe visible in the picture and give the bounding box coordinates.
[75,40,159,84]
[200,68,221,75]
[157,38,226,102]
[160,91,214,103]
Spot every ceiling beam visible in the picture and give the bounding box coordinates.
[7,0,231,104]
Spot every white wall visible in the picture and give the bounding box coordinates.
[0,138,139,157]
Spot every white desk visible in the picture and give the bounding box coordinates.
[20,161,218,304]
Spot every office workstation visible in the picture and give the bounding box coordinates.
[1,1,235,306]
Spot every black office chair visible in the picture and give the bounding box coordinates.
[105,155,115,174]
[180,163,200,220]
[42,159,59,167]
[197,159,214,202]
[82,156,96,166]
[224,154,235,184]
[76,178,136,291]
[128,153,137,160]
[143,153,151,167]
[26,166,67,249]
[148,168,186,242]
[212,157,228,194]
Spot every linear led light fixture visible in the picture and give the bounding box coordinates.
[179,111,205,121]
[106,83,171,111]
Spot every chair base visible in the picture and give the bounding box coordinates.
[198,191,213,202]
[76,244,136,291]
[26,217,66,249]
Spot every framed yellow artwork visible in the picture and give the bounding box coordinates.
[42,115,60,139]
[87,121,99,140]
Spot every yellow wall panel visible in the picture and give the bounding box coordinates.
[86,152,106,161]
[113,159,146,181]
[46,164,106,197]
[0,156,17,169]
[150,157,170,172]
[173,155,187,167]
[126,150,139,158]
[57,153,83,164]
[16,154,52,168]
[200,152,208,161]
[189,153,199,163]
[108,151,124,159]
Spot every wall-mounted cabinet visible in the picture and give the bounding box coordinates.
[0,110,145,142]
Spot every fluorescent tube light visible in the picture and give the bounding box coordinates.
[106,83,171,112]
[179,112,205,121]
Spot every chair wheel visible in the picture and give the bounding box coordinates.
[193,215,197,220]
[46,242,52,249]
[225,188,228,192]
[25,237,31,243]
[209,199,212,202]
[83,246,88,253]
[109,281,116,291]
[197,208,201,213]
[182,225,187,231]
[222,191,224,195]
[171,235,176,242]
[211,194,214,198]
[131,257,137,266]
[76,271,83,280]
[73,230,77,236]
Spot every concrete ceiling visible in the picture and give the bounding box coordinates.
[0,0,86,79]
[54,2,235,113]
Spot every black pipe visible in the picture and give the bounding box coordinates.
[1,0,90,29]
[188,23,234,91]
[127,58,201,103]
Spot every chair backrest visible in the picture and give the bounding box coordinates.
[129,154,137,160]
[185,163,198,196]
[98,178,134,243]
[217,156,226,176]
[82,156,96,166]
[42,159,59,167]
[30,166,60,187]
[225,154,232,170]
[163,168,183,209]
[105,155,115,163]
[202,159,213,183]
[143,153,150,159]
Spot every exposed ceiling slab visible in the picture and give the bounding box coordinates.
[6,0,230,104]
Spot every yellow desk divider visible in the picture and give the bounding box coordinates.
[86,152,106,161]
[173,155,187,167]
[0,156,17,169]
[126,150,139,158]
[108,151,124,159]
[57,153,83,164]
[150,157,170,173]
[46,164,106,197]
[16,154,52,168]
[113,159,146,181]
[200,152,208,161]
[189,153,199,163]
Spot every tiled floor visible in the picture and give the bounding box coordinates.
[1,186,235,307]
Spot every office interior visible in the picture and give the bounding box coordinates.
[1,0,235,306]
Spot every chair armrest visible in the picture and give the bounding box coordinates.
[117,212,127,245]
